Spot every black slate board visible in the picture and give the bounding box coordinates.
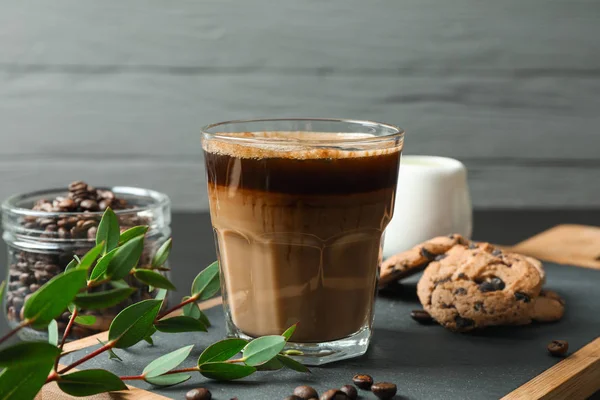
[63,263,600,400]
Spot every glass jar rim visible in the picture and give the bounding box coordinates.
[201,118,404,146]
[1,186,170,218]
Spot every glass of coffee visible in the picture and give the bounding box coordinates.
[202,119,404,365]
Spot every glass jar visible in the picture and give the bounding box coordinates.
[2,186,171,340]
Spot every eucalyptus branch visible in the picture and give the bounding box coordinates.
[156,294,198,321]
[55,308,78,370]
[57,341,115,375]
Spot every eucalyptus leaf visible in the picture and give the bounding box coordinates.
[134,269,176,290]
[191,261,220,300]
[108,299,162,349]
[155,288,168,301]
[105,235,144,280]
[145,373,191,387]
[182,297,211,327]
[96,207,120,253]
[242,335,286,366]
[199,362,256,381]
[110,280,130,289]
[256,357,284,371]
[144,335,154,345]
[74,287,136,310]
[152,238,172,268]
[23,269,88,328]
[119,225,149,244]
[198,338,248,365]
[0,358,54,400]
[48,319,59,346]
[154,316,207,333]
[143,345,194,378]
[0,281,6,308]
[65,259,79,272]
[0,342,60,368]
[76,242,105,271]
[89,247,118,281]
[97,339,123,361]
[74,315,97,326]
[57,369,127,396]
[276,354,310,373]
[68,303,76,313]
[281,323,298,342]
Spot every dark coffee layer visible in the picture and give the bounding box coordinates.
[205,150,401,195]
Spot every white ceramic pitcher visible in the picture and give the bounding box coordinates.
[383,155,473,258]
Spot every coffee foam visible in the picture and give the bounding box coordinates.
[202,131,402,160]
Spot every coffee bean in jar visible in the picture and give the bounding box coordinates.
[1,182,172,341]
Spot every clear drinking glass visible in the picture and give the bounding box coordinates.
[202,119,404,364]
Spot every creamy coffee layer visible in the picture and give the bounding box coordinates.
[204,131,401,342]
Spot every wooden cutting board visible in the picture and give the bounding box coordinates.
[38,224,600,400]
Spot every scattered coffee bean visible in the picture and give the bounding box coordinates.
[185,387,212,400]
[294,385,318,399]
[371,382,397,399]
[319,389,348,400]
[340,384,357,399]
[454,316,475,329]
[514,292,531,302]
[352,374,373,390]
[410,309,435,324]
[547,340,569,357]
[284,396,303,400]
[478,277,505,292]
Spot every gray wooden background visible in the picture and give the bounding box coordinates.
[1,0,599,210]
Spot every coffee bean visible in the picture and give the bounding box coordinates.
[455,316,475,329]
[340,385,357,400]
[284,396,303,400]
[45,224,58,232]
[410,309,435,324]
[185,388,212,400]
[12,297,24,309]
[371,382,397,399]
[19,273,33,285]
[69,181,87,192]
[87,226,98,240]
[319,389,347,400]
[7,306,16,320]
[478,277,505,292]
[34,270,50,282]
[29,284,40,292]
[16,287,29,296]
[514,292,531,302]
[420,247,436,261]
[294,385,318,399]
[547,340,569,357]
[44,264,59,274]
[80,199,99,211]
[352,374,373,390]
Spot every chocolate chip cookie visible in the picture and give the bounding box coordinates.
[417,244,544,331]
[379,234,467,288]
[531,290,565,322]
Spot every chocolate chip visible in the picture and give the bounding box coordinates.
[474,301,485,312]
[434,277,451,286]
[454,287,467,295]
[410,310,435,324]
[434,253,447,261]
[294,386,318,399]
[319,389,348,400]
[457,273,468,280]
[492,249,502,256]
[185,388,212,400]
[547,340,569,357]
[515,292,531,302]
[420,247,436,261]
[339,385,357,400]
[479,277,505,292]
[352,374,373,390]
[371,382,397,399]
[455,316,475,329]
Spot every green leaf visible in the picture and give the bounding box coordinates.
[0,281,6,308]
[256,357,284,371]
[199,362,256,381]
[152,238,172,268]
[154,316,207,333]
[120,225,149,245]
[191,261,220,300]
[68,303,76,313]
[48,319,59,346]
[97,339,123,361]
[74,287,136,310]
[277,354,310,373]
[96,207,120,254]
[57,369,127,396]
[0,358,54,400]
[145,373,191,387]
[144,335,154,345]
[242,335,286,366]
[144,325,157,345]
[134,269,176,290]
[89,247,118,281]
[182,297,212,327]
[24,269,88,328]
[110,279,130,289]
[76,242,105,271]
[108,299,162,349]
[65,258,79,272]
[155,288,168,301]
[198,338,248,365]
[106,235,145,280]
[74,315,97,326]
[0,342,60,368]
[281,323,298,342]
[143,345,194,379]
